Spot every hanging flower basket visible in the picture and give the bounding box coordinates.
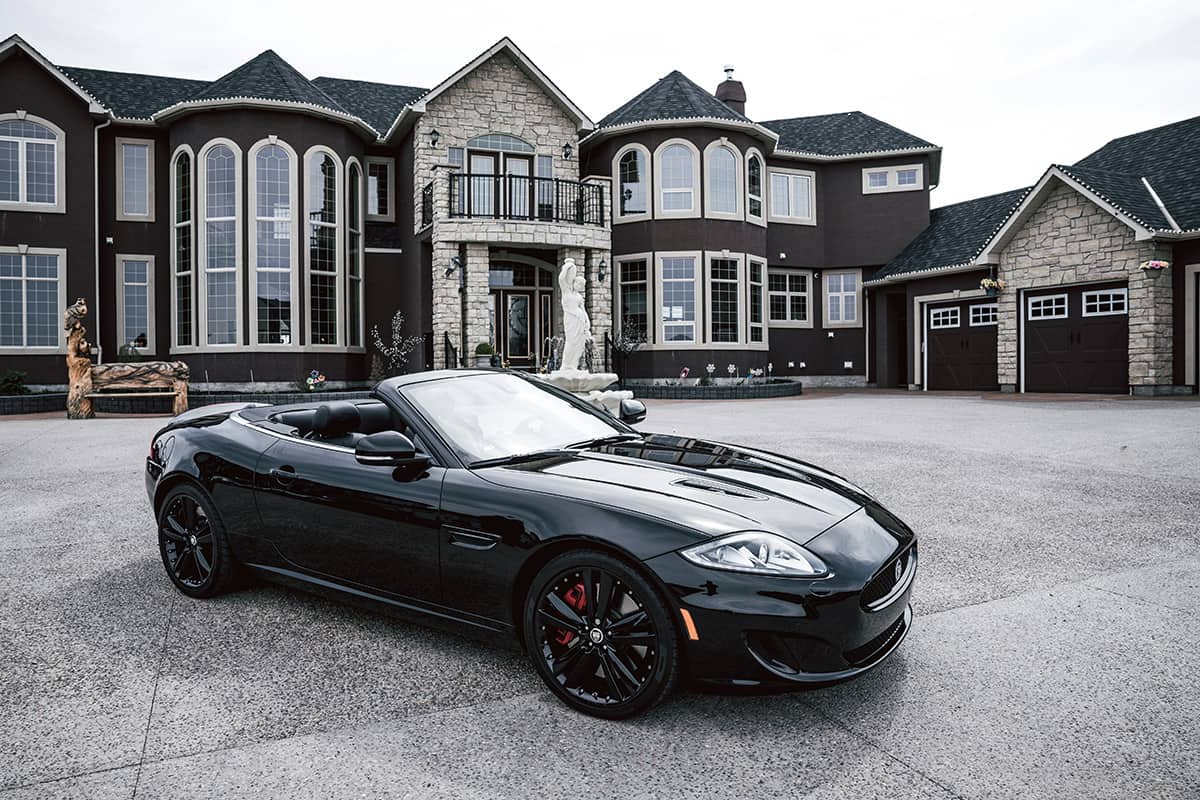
[1139,260,1170,272]
[980,277,1005,296]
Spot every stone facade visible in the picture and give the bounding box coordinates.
[996,182,1173,390]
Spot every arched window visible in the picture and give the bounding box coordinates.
[0,115,64,212]
[346,161,363,348]
[655,140,698,216]
[747,153,763,221]
[250,141,297,345]
[465,133,534,153]
[614,145,649,219]
[707,144,738,216]
[305,148,342,346]
[201,141,241,345]
[171,147,194,347]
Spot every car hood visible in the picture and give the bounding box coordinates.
[474,433,877,544]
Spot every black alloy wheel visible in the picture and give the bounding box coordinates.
[157,484,235,598]
[524,550,679,719]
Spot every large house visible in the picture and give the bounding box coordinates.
[1,33,1196,395]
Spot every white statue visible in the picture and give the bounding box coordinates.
[558,257,590,371]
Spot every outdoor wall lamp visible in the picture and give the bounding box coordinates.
[430,129,441,148]
[597,259,608,282]
[445,255,461,279]
[562,142,573,160]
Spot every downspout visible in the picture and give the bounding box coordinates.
[93,116,111,364]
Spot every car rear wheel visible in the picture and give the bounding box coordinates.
[157,484,235,598]
[523,550,680,719]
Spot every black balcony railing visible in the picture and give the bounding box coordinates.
[448,174,604,226]
[420,181,434,228]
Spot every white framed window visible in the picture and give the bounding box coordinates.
[364,156,394,222]
[0,246,66,352]
[746,149,765,224]
[653,139,699,218]
[768,168,815,225]
[0,113,65,213]
[116,137,154,221]
[199,139,243,347]
[861,163,925,194]
[305,146,343,347]
[748,259,766,344]
[767,269,812,328]
[249,139,298,347]
[824,269,862,328]
[704,139,742,220]
[707,253,744,344]
[347,159,364,348]
[115,254,155,353]
[969,303,998,326]
[615,254,651,343]
[1028,294,1068,320]
[1082,288,1128,317]
[613,144,650,222]
[656,252,700,343]
[170,146,194,349]
[929,306,960,329]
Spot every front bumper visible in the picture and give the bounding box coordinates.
[643,542,916,687]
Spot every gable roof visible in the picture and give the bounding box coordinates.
[599,70,750,128]
[761,111,937,158]
[0,35,106,114]
[59,66,207,120]
[868,188,1031,284]
[311,77,428,135]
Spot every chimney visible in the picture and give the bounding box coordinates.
[715,65,746,116]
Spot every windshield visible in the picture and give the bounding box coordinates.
[403,373,627,464]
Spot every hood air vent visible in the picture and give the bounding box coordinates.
[672,478,766,501]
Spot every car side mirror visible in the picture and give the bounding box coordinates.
[618,398,646,425]
[355,431,430,469]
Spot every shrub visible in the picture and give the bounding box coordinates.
[475,342,494,355]
[0,370,30,396]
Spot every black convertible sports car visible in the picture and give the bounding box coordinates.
[146,370,917,718]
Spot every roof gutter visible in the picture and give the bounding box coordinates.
[863,261,985,287]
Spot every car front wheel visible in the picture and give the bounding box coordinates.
[156,483,236,598]
[523,550,680,719]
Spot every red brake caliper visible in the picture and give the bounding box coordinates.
[554,582,587,645]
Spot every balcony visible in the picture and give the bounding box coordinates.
[447,174,605,227]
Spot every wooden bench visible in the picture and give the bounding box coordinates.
[85,361,190,415]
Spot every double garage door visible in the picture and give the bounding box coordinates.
[1023,282,1128,393]
[925,299,999,391]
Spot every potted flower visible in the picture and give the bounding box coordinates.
[980,277,1005,297]
[701,363,715,386]
[303,369,327,392]
[1140,260,1170,273]
[474,342,495,368]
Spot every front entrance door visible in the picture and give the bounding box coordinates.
[490,290,534,368]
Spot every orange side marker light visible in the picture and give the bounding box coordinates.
[679,608,700,641]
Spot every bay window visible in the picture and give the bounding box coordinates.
[657,253,699,343]
[250,140,297,345]
[705,141,740,219]
[708,256,742,343]
[747,152,764,222]
[171,147,193,347]
[305,148,342,346]
[200,141,241,346]
[654,140,699,217]
[616,256,649,341]
[614,145,649,221]
[748,259,765,343]
[347,161,363,347]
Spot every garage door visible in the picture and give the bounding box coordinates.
[1023,283,1128,393]
[925,300,999,390]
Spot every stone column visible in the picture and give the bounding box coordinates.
[1129,242,1174,392]
[463,242,492,363]
[587,249,614,371]
[430,239,461,368]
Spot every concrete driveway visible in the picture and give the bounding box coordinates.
[1,392,1197,799]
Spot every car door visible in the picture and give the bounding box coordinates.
[254,434,444,603]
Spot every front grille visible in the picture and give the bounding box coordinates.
[844,612,907,666]
[861,544,915,609]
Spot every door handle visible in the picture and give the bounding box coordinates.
[271,466,297,485]
[447,529,500,551]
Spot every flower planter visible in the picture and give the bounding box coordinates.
[985,287,999,297]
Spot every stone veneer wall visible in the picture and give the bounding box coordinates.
[996,183,1174,391]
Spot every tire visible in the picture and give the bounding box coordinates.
[523,549,680,719]
[156,483,237,598]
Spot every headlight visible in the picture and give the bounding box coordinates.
[680,531,828,577]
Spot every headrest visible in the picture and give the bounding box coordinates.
[312,401,360,438]
[274,408,316,432]
[356,401,394,434]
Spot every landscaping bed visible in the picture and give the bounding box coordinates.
[629,380,802,400]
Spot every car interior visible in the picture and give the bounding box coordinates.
[265,400,424,451]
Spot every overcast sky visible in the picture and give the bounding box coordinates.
[5,0,1197,207]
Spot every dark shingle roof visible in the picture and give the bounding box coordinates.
[1054,163,1172,231]
[872,188,1030,282]
[188,50,349,115]
[312,77,428,135]
[58,66,208,119]
[1073,115,1200,231]
[598,70,750,128]
[761,111,935,157]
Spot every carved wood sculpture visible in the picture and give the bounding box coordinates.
[90,362,190,415]
[64,297,93,419]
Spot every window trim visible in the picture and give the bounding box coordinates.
[196,138,244,350]
[1081,287,1128,317]
[745,148,766,227]
[1027,293,1068,320]
[0,112,66,214]
[170,145,194,351]
[969,302,998,327]
[114,253,156,354]
[364,155,395,222]
[703,139,742,221]
[346,156,365,350]
[115,136,155,222]
[247,138,300,349]
[654,250,702,344]
[652,138,700,219]
[303,145,345,349]
[704,252,746,345]
[861,163,925,194]
[0,245,68,353]
[929,306,960,330]
[823,268,863,328]
[614,252,652,344]
[767,166,816,226]
[612,143,651,224]
[767,267,814,329]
